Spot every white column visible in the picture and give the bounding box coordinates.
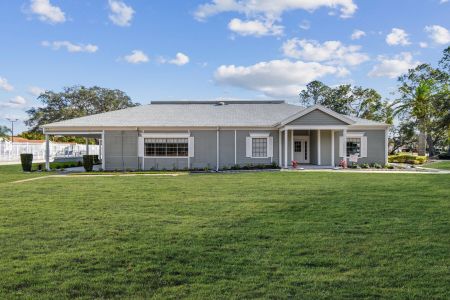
[216,128,219,171]
[284,130,288,168]
[102,130,106,170]
[234,130,237,165]
[290,130,294,163]
[385,128,389,165]
[317,130,321,166]
[85,138,89,156]
[45,134,50,171]
[343,129,347,161]
[278,130,282,166]
[331,130,335,167]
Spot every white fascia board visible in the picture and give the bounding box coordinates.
[141,132,190,138]
[282,125,349,130]
[349,124,391,130]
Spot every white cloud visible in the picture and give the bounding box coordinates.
[425,25,450,44]
[214,59,345,98]
[28,0,66,24]
[108,0,134,27]
[228,18,283,36]
[41,41,98,53]
[386,28,411,46]
[169,53,190,66]
[351,29,366,40]
[419,42,428,48]
[195,0,357,20]
[0,96,27,108]
[123,50,149,64]
[28,86,45,96]
[440,0,448,3]
[299,20,310,30]
[282,39,369,66]
[195,0,356,37]
[0,77,14,92]
[368,52,420,78]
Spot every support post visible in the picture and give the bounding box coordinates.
[278,130,282,167]
[234,130,237,165]
[45,134,50,171]
[343,129,347,162]
[284,130,288,168]
[331,130,335,167]
[290,130,294,164]
[216,128,219,171]
[102,130,106,170]
[85,138,89,156]
[317,130,321,166]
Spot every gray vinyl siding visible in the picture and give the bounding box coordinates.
[144,158,188,170]
[190,130,217,170]
[333,130,387,165]
[351,130,386,164]
[287,110,348,126]
[320,130,332,166]
[235,130,279,167]
[310,130,317,164]
[104,130,139,170]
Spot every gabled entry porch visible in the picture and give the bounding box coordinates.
[278,126,349,169]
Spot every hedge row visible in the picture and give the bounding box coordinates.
[388,154,427,164]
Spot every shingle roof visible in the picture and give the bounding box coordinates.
[42,101,387,129]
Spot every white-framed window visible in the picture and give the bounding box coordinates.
[339,132,367,158]
[138,134,194,158]
[252,138,267,158]
[346,138,361,157]
[246,133,273,158]
[144,138,188,157]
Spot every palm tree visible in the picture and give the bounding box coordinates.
[394,80,434,156]
[0,125,11,141]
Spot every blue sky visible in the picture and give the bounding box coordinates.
[0,0,449,133]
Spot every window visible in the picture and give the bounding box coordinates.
[252,138,267,157]
[144,138,188,157]
[294,141,302,152]
[346,138,361,157]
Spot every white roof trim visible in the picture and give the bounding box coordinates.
[277,104,355,126]
[141,132,190,138]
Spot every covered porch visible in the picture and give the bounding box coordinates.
[278,126,349,169]
[43,130,104,171]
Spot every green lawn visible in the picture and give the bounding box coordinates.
[424,160,450,170]
[0,168,449,298]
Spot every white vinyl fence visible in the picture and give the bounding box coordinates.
[0,140,100,162]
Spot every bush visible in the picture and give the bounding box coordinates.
[92,155,100,164]
[360,163,370,169]
[370,163,382,169]
[82,155,95,172]
[20,153,33,172]
[388,153,427,164]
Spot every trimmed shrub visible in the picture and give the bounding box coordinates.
[20,153,33,172]
[388,153,427,164]
[82,155,95,172]
[92,155,100,164]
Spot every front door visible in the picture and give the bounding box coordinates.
[294,136,310,164]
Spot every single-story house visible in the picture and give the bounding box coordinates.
[42,100,390,171]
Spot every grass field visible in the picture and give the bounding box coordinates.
[0,167,449,298]
[424,160,450,170]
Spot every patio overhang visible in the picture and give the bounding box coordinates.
[42,129,105,171]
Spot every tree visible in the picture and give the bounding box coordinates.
[0,125,11,140]
[25,86,140,132]
[395,58,449,156]
[299,81,393,123]
[389,121,417,154]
